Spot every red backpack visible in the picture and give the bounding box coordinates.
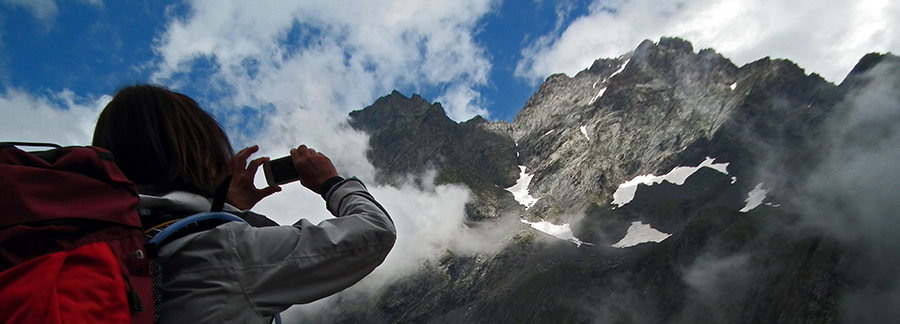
[0,143,153,324]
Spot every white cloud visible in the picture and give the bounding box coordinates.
[257,170,501,277]
[152,0,494,119]
[279,171,521,319]
[517,0,900,83]
[369,179,473,274]
[434,83,490,121]
[146,0,499,186]
[0,88,109,146]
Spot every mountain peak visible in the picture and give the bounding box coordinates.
[634,37,696,57]
[845,52,900,79]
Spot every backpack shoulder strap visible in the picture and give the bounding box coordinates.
[144,212,245,258]
[210,176,232,212]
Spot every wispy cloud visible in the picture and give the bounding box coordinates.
[1,0,58,23]
[517,0,900,84]
[1,0,104,25]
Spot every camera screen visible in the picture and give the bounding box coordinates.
[265,156,302,185]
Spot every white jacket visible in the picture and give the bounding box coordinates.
[141,178,396,324]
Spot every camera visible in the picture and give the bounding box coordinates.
[263,155,302,186]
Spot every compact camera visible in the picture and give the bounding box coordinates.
[262,156,302,186]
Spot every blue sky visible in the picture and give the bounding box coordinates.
[0,0,592,124]
[3,0,898,145]
[2,0,898,198]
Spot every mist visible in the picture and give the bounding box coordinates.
[679,58,900,322]
[794,58,900,322]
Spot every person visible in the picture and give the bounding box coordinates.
[92,84,396,324]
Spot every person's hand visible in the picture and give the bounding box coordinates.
[290,145,339,194]
[226,145,282,210]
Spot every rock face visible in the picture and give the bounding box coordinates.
[308,38,900,323]
[348,91,520,221]
[511,38,837,241]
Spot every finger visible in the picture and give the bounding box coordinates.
[234,146,251,159]
[229,148,248,169]
[247,157,269,172]
[233,145,258,166]
[296,145,315,158]
[258,185,282,198]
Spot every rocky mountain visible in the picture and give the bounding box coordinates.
[347,92,520,221]
[296,38,900,323]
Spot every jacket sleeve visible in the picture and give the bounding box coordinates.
[229,178,396,315]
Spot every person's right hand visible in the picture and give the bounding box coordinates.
[290,145,339,194]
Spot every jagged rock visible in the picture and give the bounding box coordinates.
[348,90,520,221]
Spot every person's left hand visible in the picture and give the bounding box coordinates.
[226,145,281,210]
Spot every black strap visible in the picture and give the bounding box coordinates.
[210,175,232,212]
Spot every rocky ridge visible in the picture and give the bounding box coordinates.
[512,38,837,243]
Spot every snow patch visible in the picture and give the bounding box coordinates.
[580,125,590,140]
[589,87,607,105]
[521,219,588,247]
[612,157,732,207]
[740,183,768,212]
[730,82,737,91]
[609,59,630,79]
[543,129,555,136]
[611,221,671,248]
[592,59,630,89]
[506,166,538,209]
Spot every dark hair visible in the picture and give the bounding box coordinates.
[92,84,234,196]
